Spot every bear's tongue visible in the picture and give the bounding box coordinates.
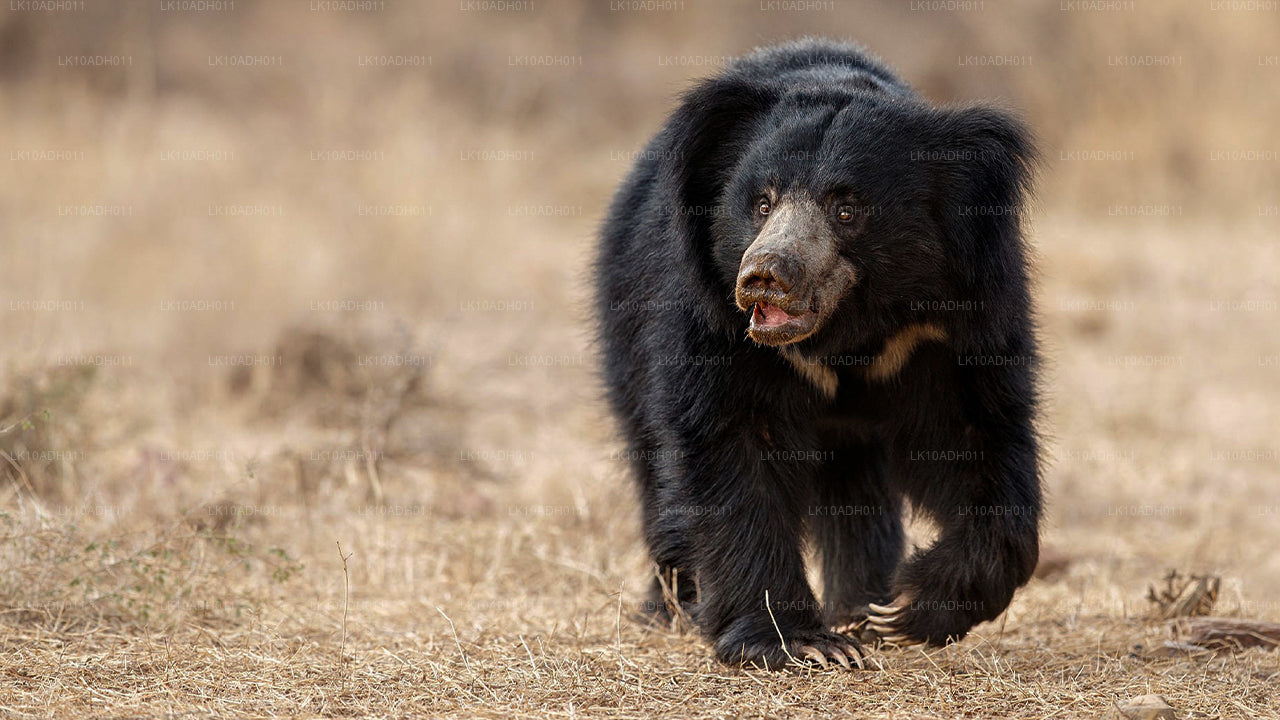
[754,302,796,328]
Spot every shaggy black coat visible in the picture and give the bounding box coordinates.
[595,39,1041,670]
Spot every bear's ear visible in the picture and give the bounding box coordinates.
[652,76,777,333]
[929,105,1038,351]
[660,76,777,241]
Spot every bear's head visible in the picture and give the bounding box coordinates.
[663,68,1036,355]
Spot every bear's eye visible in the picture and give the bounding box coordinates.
[756,197,772,216]
[836,204,857,223]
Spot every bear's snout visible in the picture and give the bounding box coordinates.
[734,251,811,324]
[735,244,821,345]
[737,252,800,297]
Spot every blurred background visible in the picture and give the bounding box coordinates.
[1,1,1278,713]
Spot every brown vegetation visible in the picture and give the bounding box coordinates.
[1,2,1278,717]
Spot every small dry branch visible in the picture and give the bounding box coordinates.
[1173,617,1280,652]
[1145,570,1219,619]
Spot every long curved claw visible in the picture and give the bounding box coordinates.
[867,619,899,637]
[842,642,865,670]
[879,633,924,647]
[828,647,852,670]
[866,595,919,646]
[799,645,829,669]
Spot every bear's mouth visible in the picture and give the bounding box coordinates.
[748,301,819,346]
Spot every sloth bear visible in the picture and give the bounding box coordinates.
[595,39,1040,671]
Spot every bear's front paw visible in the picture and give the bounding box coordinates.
[868,535,1031,646]
[715,627,867,671]
[864,594,988,647]
[865,596,926,646]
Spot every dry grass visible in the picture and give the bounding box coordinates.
[2,2,1279,717]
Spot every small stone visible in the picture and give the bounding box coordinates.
[1105,694,1178,720]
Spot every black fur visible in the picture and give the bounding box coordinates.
[595,39,1041,669]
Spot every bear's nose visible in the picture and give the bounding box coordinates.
[737,255,799,295]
